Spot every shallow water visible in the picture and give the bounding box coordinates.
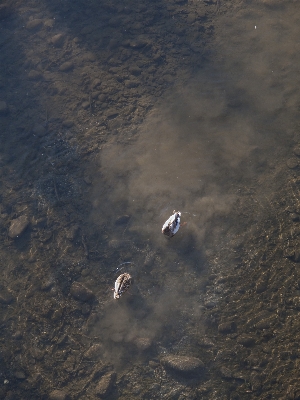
[1,0,300,398]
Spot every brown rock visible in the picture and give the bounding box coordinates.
[59,62,74,72]
[8,215,29,238]
[70,282,94,302]
[95,372,116,398]
[84,344,103,360]
[51,33,64,47]
[0,287,14,304]
[49,389,66,400]
[218,321,236,334]
[161,355,204,373]
[26,19,43,30]
[237,334,256,347]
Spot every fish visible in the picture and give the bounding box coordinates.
[113,273,132,299]
[162,210,181,237]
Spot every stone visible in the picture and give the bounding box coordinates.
[49,389,66,400]
[8,215,29,238]
[84,344,103,360]
[0,100,8,115]
[287,158,299,169]
[59,62,74,72]
[70,282,94,302]
[51,33,64,47]
[237,334,256,347]
[14,371,25,379]
[161,355,204,374]
[62,119,74,128]
[0,287,15,304]
[26,19,43,30]
[28,70,43,80]
[115,215,130,225]
[135,337,152,351]
[220,366,233,378]
[95,372,116,398]
[32,124,46,137]
[218,321,236,334]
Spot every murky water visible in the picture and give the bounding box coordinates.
[1,0,300,398]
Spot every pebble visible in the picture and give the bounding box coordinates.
[50,33,64,47]
[59,61,74,72]
[49,389,67,400]
[14,371,25,380]
[0,287,14,304]
[95,372,116,398]
[84,344,103,360]
[135,337,152,351]
[8,215,29,238]
[290,212,300,222]
[26,19,43,30]
[294,146,300,157]
[28,70,43,80]
[220,366,233,379]
[0,100,8,115]
[236,334,256,347]
[32,124,46,137]
[218,321,236,334]
[62,119,74,128]
[287,158,299,169]
[115,215,130,225]
[161,355,204,373]
[70,282,94,302]
[255,278,268,293]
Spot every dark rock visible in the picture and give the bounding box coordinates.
[237,334,256,347]
[84,344,103,360]
[26,19,43,30]
[95,372,116,398]
[70,282,94,302]
[255,278,268,293]
[51,33,64,47]
[220,366,233,379]
[135,337,152,351]
[115,215,130,225]
[290,213,300,222]
[8,215,29,238]
[0,287,14,304]
[161,355,204,374]
[59,62,74,72]
[287,158,299,169]
[0,100,8,115]
[218,321,236,334]
[49,389,66,400]
[0,4,13,20]
[62,119,74,128]
[14,371,25,380]
[32,124,46,137]
[12,331,22,340]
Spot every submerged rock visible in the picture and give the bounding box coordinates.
[237,334,256,347]
[70,282,94,302]
[49,389,67,400]
[95,372,116,398]
[8,215,29,238]
[161,355,204,374]
[84,344,103,360]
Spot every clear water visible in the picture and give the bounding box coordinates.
[0,0,300,398]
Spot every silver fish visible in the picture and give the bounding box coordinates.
[162,210,181,237]
[114,273,132,299]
